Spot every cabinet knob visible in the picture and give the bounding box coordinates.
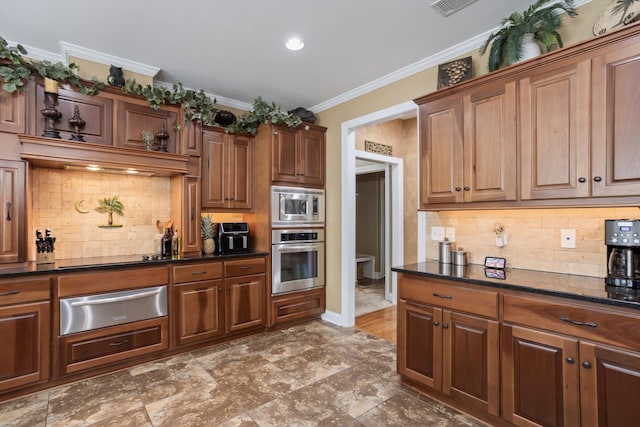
[578,177,586,183]
[455,187,461,192]
[218,287,223,292]
[433,321,440,327]
[593,176,602,182]
[566,357,575,364]
[442,323,449,329]
[463,186,470,191]
[582,361,592,369]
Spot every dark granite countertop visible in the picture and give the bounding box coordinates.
[0,251,269,279]
[392,260,640,310]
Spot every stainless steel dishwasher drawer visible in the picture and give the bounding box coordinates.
[60,285,167,335]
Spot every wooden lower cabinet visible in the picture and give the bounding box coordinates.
[398,299,499,416]
[270,288,325,326]
[226,273,265,333]
[174,279,225,346]
[0,277,50,393]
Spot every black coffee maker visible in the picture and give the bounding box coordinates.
[605,219,640,288]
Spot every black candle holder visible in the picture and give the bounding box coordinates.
[41,92,62,138]
[68,105,86,142]
[156,122,169,152]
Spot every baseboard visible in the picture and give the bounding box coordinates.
[321,310,348,326]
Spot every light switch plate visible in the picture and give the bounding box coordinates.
[431,226,445,241]
[561,229,576,249]
[445,227,456,242]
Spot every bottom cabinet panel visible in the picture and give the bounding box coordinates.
[443,311,499,416]
[580,342,640,427]
[59,317,168,375]
[174,280,224,346]
[226,274,265,333]
[502,325,580,427]
[270,288,325,326]
[397,300,442,390]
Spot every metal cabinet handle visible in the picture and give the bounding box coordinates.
[240,265,253,270]
[578,177,586,183]
[566,357,575,364]
[191,271,207,276]
[0,290,20,297]
[455,187,461,192]
[432,292,453,299]
[560,316,597,328]
[191,207,195,221]
[5,202,10,221]
[433,321,440,327]
[593,176,602,182]
[109,339,130,347]
[442,323,449,329]
[463,186,470,191]
[582,361,592,369]
[69,288,162,306]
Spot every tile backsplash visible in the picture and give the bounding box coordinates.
[31,168,171,259]
[426,207,640,278]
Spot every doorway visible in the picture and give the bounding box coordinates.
[333,101,416,327]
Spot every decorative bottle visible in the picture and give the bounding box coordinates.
[172,228,181,258]
[161,228,172,258]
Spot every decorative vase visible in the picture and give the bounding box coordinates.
[516,33,541,64]
[203,238,216,255]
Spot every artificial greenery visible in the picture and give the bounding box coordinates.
[480,0,578,72]
[0,35,302,135]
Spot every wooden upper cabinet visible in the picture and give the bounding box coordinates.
[0,87,25,134]
[181,119,202,156]
[116,101,178,153]
[272,124,326,188]
[35,85,113,145]
[419,80,516,207]
[591,39,640,197]
[181,175,201,254]
[520,60,591,200]
[202,128,254,210]
[0,160,25,264]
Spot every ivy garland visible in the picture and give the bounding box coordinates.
[0,36,302,134]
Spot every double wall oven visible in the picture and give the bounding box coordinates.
[271,186,325,295]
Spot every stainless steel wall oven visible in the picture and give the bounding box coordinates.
[272,229,324,295]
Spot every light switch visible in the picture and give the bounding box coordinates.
[445,227,456,242]
[431,226,445,241]
[560,229,576,249]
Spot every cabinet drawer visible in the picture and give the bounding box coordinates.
[503,293,640,352]
[58,267,168,297]
[399,274,498,319]
[0,277,51,306]
[59,317,168,375]
[173,262,222,284]
[271,288,325,326]
[224,257,266,278]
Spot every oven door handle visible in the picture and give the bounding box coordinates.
[276,245,321,253]
[68,288,163,307]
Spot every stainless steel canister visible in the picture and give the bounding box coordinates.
[452,247,468,266]
[439,239,454,264]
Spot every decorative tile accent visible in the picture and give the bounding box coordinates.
[364,140,393,156]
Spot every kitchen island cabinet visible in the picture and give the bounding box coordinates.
[0,276,50,393]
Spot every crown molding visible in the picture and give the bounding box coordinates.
[60,41,160,77]
[154,81,252,111]
[6,40,63,63]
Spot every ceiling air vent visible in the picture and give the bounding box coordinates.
[431,0,478,17]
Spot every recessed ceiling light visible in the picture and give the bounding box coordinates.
[285,38,304,51]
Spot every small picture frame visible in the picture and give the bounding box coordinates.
[484,256,506,269]
[437,56,472,90]
[485,268,506,280]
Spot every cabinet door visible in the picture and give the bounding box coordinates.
[298,127,325,187]
[202,129,226,208]
[225,273,265,333]
[520,60,591,200]
[580,342,640,427]
[271,126,299,183]
[228,135,253,209]
[397,299,442,389]
[0,87,25,134]
[442,310,500,416]
[174,280,224,346]
[0,160,25,264]
[419,96,464,206]
[181,175,201,254]
[0,301,50,392]
[463,81,517,202]
[502,325,580,427]
[116,101,178,152]
[181,119,202,156]
[592,41,640,197]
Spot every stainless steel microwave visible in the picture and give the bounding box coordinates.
[271,186,325,227]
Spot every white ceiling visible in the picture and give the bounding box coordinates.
[1,0,563,112]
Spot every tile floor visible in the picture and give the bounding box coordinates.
[355,278,393,317]
[0,321,487,427]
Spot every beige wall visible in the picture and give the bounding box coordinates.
[31,168,170,259]
[317,0,613,314]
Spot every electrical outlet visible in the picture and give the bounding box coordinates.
[431,226,445,241]
[445,227,456,242]
[560,229,576,249]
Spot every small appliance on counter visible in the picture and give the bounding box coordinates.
[605,219,640,288]
[217,222,250,254]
